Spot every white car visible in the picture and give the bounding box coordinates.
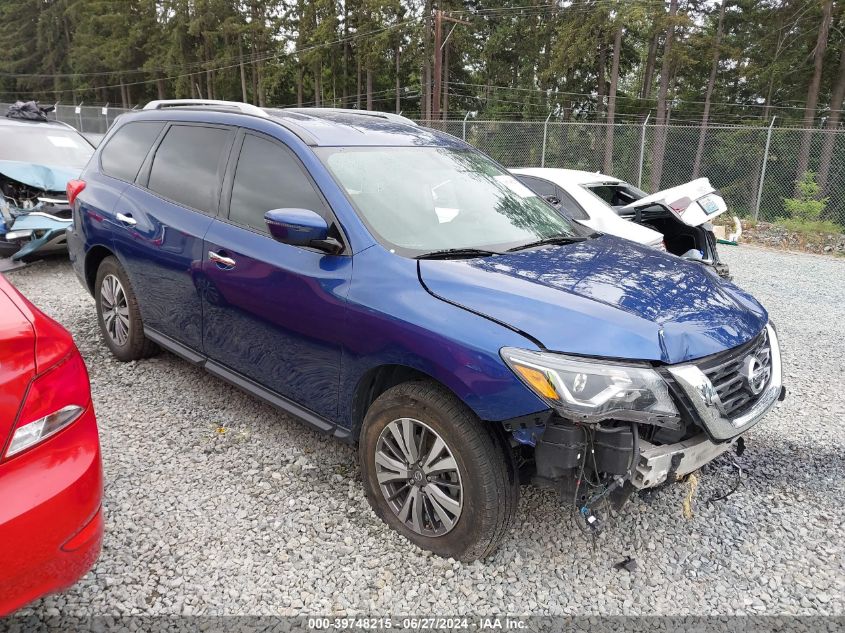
[511,168,731,279]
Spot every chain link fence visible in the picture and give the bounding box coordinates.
[427,119,845,227]
[3,102,843,227]
[1,102,133,144]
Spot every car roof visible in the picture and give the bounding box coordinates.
[120,102,465,149]
[511,167,623,186]
[266,108,461,147]
[0,116,80,132]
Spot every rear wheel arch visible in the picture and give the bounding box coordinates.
[84,245,115,295]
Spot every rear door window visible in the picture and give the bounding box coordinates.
[516,175,557,198]
[147,125,232,214]
[227,133,328,233]
[100,121,165,182]
[585,183,645,206]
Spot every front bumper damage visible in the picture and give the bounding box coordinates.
[514,324,784,528]
[0,160,77,261]
[1,196,72,261]
[633,433,737,489]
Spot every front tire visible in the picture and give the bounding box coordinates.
[94,256,157,361]
[359,381,518,561]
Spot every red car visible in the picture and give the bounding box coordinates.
[0,274,103,615]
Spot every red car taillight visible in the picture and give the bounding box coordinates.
[66,179,86,206]
[4,350,90,459]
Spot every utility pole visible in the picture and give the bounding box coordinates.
[432,10,469,121]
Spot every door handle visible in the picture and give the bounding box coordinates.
[208,250,236,268]
[116,212,137,226]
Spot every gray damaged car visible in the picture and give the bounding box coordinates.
[0,103,94,261]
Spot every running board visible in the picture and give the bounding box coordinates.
[143,327,351,442]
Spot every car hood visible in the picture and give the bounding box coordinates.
[0,160,79,193]
[418,235,767,364]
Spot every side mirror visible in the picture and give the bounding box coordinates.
[264,208,342,254]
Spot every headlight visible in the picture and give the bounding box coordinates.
[501,347,680,423]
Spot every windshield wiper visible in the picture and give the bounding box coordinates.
[415,248,499,260]
[506,234,587,252]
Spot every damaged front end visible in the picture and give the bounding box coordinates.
[502,324,784,533]
[0,163,74,261]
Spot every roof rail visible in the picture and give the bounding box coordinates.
[284,107,417,127]
[143,99,268,118]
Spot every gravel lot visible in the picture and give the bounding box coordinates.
[6,246,844,617]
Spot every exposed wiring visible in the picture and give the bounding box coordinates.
[707,458,744,504]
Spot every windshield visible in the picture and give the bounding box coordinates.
[0,125,94,170]
[318,146,586,255]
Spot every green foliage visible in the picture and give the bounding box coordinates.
[0,0,841,126]
[783,171,828,222]
[776,218,843,235]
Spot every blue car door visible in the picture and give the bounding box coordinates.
[112,123,235,351]
[200,130,352,420]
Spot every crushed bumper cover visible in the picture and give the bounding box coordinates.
[0,211,71,260]
[633,433,736,489]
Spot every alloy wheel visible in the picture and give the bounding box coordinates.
[100,274,130,347]
[374,417,463,537]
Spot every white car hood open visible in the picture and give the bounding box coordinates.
[620,177,727,227]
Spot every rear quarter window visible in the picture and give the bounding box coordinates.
[100,121,165,182]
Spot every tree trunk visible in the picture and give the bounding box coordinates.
[762,74,775,121]
[366,67,373,110]
[119,77,128,109]
[342,3,350,107]
[795,0,833,187]
[603,25,623,174]
[256,62,265,107]
[239,36,248,103]
[156,78,166,100]
[423,0,432,120]
[297,66,303,107]
[596,41,606,117]
[313,62,321,107]
[251,36,260,104]
[206,67,213,100]
[650,0,678,192]
[442,42,449,120]
[692,0,726,179]
[356,55,362,109]
[641,31,660,100]
[395,46,401,114]
[818,42,845,193]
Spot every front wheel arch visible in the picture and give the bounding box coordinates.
[351,364,519,480]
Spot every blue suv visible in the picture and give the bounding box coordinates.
[67,100,784,560]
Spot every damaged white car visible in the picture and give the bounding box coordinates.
[0,103,94,261]
[512,168,731,279]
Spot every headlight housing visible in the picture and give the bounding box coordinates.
[501,347,680,423]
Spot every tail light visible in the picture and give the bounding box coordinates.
[668,196,692,215]
[66,179,86,206]
[5,351,89,458]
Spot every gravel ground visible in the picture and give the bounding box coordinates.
[5,245,844,617]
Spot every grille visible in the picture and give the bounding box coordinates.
[698,329,773,419]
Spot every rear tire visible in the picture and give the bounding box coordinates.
[94,256,157,361]
[359,381,518,561]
